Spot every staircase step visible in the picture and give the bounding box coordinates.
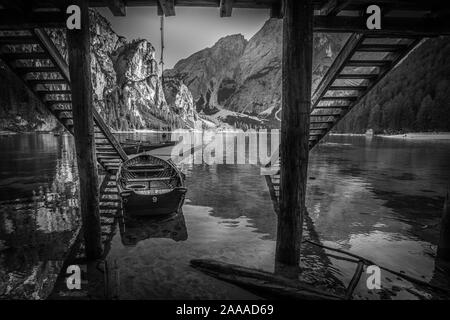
[28,79,67,85]
[58,114,72,120]
[51,104,72,111]
[0,35,38,44]
[96,147,115,152]
[328,86,367,91]
[311,113,341,117]
[357,44,408,52]
[320,96,358,101]
[336,73,378,80]
[346,60,391,67]
[314,105,350,109]
[311,126,330,130]
[16,66,58,74]
[1,52,49,60]
[310,120,335,124]
[100,197,120,203]
[99,204,120,210]
[102,190,118,195]
[36,89,71,95]
[97,151,118,155]
[100,161,121,166]
[46,99,72,104]
[95,142,114,146]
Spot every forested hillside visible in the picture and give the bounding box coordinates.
[335,36,450,134]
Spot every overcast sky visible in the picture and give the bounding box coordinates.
[97,7,270,70]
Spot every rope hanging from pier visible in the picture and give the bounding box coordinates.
[160,15,165,85]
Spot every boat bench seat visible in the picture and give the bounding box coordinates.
[128,164,165,170]
[127,168,165,173]
[127,177,173,182]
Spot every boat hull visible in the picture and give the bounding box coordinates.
[121,187,187,216]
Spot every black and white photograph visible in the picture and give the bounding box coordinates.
[1,0,450,309]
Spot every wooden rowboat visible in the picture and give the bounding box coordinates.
[117,153,187,216]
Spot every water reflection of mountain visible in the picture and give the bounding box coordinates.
[309,136,450,243]
[183,162,344,292]
[0,134,80,299]
[304,135,450,298]
[0,134,61,201]
[184,164,277,240]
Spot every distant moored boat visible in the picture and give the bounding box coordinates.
[121,139,177,155]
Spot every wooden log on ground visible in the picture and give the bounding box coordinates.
[345,261,364,300]
[67,0,102,259]
[190,259,343,300]
[276,0,313,267]
[438,188,450,261]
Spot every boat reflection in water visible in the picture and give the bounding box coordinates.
[118,210,188,246]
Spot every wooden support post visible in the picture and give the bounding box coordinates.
[66,0,102,260]
[276,0,313,268]
[157,0,175,17]
[438,188,450,261]
[106,0,126,16]
[220,0,234,18]
[270,0,284,19]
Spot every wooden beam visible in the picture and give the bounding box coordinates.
[0,0,27,12]
[314,16,450,35]
[270,0,283,19]
[333,0,450,11]
[157,0,175,17]
[320,0,351,16]
[328,85,367,91]
[0,10,65,29]
[438,188,450,261]
[337,73,378,80]
[66,0,102,260]
[156,2,163,16]
[219,0,233,18]
[190,259,343,300]
[106,0,126,16]
[276,0,313,268]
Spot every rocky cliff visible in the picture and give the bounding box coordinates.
[165,34,247,115]
[164,19,348,127]
[52,11,197,131]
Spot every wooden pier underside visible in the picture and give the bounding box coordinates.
[1,0,450,292]
[0,0,450,36]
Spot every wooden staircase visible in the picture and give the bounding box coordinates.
[265,33,422,210]
[49,173,121,300]
[0,28,127,173]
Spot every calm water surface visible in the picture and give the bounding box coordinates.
[0,134,80,299]
[1,133,450,299]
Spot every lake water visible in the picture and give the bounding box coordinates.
[1,133,449,299]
